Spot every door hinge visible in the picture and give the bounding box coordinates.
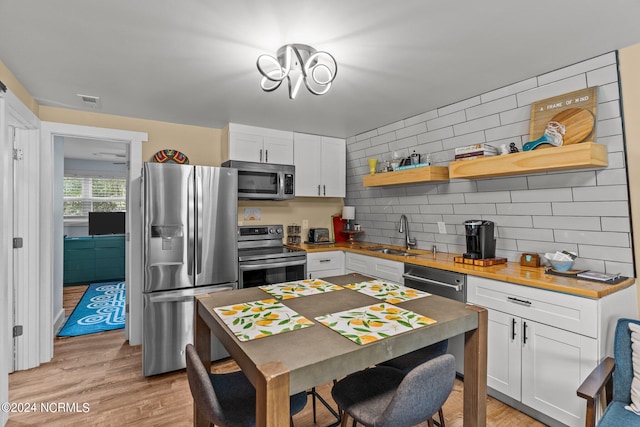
[13,237,23,248]
[13,325,23,338]
[13,148,24,161]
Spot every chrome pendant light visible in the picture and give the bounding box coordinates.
[256,44,337,99]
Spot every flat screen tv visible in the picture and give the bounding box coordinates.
[89,211,125,235]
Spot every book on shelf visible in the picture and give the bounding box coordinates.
[454,152,498,160]
[395,162,431,171]
[576,270,622,282]
[454,144,498,155]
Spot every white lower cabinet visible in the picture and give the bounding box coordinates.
[306,251,345,279]
[468,275,636,427]
[344,252,404,284]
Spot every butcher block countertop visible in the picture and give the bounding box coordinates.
[289,241,635,299]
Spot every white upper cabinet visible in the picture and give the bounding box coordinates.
[294,132,346,197]
[226,123,294,164]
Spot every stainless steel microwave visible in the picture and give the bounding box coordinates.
[221,160,295,200]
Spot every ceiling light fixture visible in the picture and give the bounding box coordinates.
[256,44,337,100]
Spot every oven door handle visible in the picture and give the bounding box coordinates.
[239,259,307,271]
[402,273,463,292]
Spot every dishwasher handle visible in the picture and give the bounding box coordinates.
[402,273,463,292]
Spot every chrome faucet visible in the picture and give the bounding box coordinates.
[398,214,417,250]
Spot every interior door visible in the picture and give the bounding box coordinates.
[12,127,41,371]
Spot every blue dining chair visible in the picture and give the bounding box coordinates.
[185,344,308,427]
[577,318,640,427]
[332,354,456,427]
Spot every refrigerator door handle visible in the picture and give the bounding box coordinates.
[187,168,195,279]
[196,168,203,275]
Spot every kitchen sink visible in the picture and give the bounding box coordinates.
[366,247,416,256]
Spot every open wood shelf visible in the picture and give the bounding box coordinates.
[448,142,607,179]
[362,165,449,187]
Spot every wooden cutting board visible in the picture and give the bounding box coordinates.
[550,108,594,145]
[454,256,507,266]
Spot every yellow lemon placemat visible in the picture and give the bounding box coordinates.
[315,303,436,345]
[214,298,314,341]
[345,280,430,303]
[260,279,344,300]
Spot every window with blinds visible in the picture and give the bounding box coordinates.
[63,176,126,217]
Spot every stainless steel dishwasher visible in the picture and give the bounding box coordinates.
[403,263,466,375]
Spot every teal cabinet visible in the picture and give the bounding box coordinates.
[64,235,125,285]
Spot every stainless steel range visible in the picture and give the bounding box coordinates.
[238,224,307,288]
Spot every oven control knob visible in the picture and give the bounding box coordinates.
[276,227,282,234]
[268,228,275,234]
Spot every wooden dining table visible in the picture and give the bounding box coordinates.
[194,273,487,427]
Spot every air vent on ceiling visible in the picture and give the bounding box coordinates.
[77,94,101,109]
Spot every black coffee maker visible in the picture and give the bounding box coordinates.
[463,220,496,259]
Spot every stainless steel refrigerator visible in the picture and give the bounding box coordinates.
[142,162,238,376]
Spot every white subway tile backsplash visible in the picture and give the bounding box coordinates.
[436,180,478,194]
[532,216,601,231]
[453,203,497,215]
[600,134,624,152]
[497,202,552,215]
[482,78,538,103]
[466,96,518,121]
[537,53,615,85]
[377,120,405,135]
[499,227,554,241]
[511,188,573,203]
[419,204,455,214]
[500,106,532,125]
[476,177,529,192]
[517,75,586,106]
[572,185,628,201]
[371,131,398,146]
[596,169,628,186]
[484,215,533,228]
[601,217,631,233]
[587,64,619,87]
[355,129,378,141]
[579,245,634,263]
[454,115,501,136]
[438,97,481,116]
[596,117,623,138]
[555,230,629,247]
[404,110,438,127]
[442,131,486,150]
[597,100,621,121]
[598,82,620,103]
[603,261,634,278]
[396,122,427,139]
[344,52,631,273]
[364,144,391,157]
[552,201,629,217]
[485,121,530,142]
[464,191,511,204]
[388,135,418,152]
[527,171,597,189]
[417,126,454,144]
[427,110,466,131]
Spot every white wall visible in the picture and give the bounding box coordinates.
[346,52,633,277]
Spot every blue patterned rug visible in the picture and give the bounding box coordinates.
[58,281,126,337]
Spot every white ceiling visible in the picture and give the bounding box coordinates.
[1,1,640,139]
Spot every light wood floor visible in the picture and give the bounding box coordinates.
[7,287,547,427]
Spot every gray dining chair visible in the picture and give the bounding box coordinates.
[331,354,456,427]
[185,344,308,427]
[377,340,449,426]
